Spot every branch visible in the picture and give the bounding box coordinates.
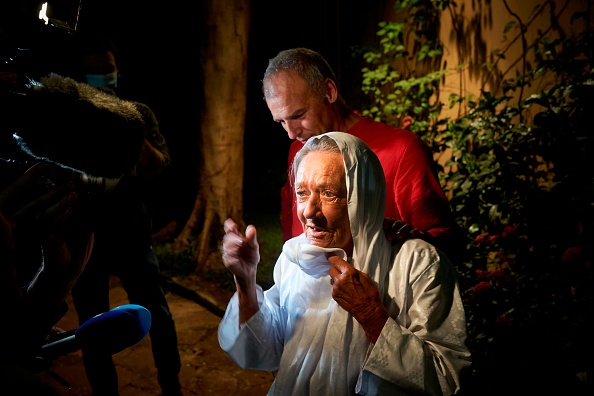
[502,0,527,123]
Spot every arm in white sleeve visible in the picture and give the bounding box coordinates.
[218,283,286,371]
[357,241,471,395]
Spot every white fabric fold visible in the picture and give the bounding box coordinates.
[286,241,347,277]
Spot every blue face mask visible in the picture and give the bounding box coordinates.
[85,71,118,89]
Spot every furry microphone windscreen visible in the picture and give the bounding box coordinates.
[10,73,146,178]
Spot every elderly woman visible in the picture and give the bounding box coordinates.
[218,132,471,395]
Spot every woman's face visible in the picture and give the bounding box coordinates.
[295,151,353,254]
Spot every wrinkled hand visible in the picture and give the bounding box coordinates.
[221,218,260,283]
[328,254,389,344]
[383,218,422,242]
[221,218,261,323]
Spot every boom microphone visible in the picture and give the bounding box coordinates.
[1,73,146,179]
[40,304,151,360]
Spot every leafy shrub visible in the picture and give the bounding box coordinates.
[358,1,593,393]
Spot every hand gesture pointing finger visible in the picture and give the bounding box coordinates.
[221,218,260,282]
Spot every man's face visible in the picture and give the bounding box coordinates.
[264,71,334,142]
[295,151,353,253]
[82,50,118,75]
[82,50,118,89]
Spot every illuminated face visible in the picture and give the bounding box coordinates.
[295,151,353,254]
[264,71,335,142]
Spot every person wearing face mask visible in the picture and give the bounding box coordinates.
[63,32,184,396]
[83,60,118,90]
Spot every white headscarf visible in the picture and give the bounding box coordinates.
[298,131,392,287]
[282,131,393,392]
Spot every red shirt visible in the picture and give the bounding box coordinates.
[281,116,458,249]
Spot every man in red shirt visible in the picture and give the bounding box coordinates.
[263,48,462,258]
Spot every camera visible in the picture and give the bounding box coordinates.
[0,156,120,202]
[1,24,146,224]
[0,71,146,189]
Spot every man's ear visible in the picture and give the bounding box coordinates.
[324,78,339,104]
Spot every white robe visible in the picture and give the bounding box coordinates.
[218,132,471,395]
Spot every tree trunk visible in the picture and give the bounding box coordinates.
[173,0,251,272]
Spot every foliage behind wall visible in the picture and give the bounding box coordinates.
[358,0,593,393]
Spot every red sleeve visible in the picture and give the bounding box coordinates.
[392,137,453,230]
[392,137,464,258]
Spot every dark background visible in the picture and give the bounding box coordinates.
[1,0,388,228]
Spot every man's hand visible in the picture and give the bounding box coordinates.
[328,254,389,344]
[383,218,421,242]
